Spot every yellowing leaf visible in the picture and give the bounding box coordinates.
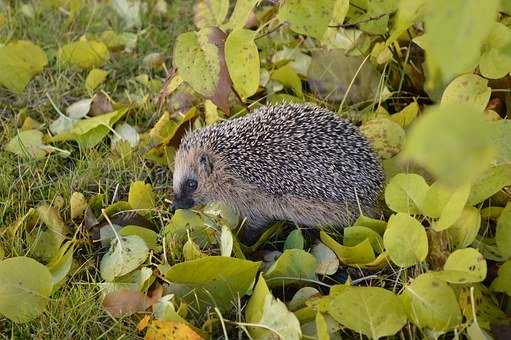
[278,0,337,39]
[496,202,511,260]
[343,226,383,254]
[5,130,52,159]
[128,181,155,213]
[433,183,471,231]
[0,256,53,323]
[223,0,258,30]
[447,207,481,249]
[441,74,491,111]
[70,192,88,220]
[85,68,108,92]
[120,225,160,252]
[383,213,428,268]
[225,29,260,100]
[436,248,487,283]
[30,205,70,262]
[360,118,405,159]
[327,286,407,339]
[468,164,511,205]
[390,100,419,128]
[245,275,302,340]
[403,103,494,186]
[320,231,376,265]
[145,320,204,340]
[0,40,47,93]
[387,0,426,45]
[59,40,110,69]
[385,173,429,214]
[401,273,462,331]
[490,259,511,296]
[193,0,229,29]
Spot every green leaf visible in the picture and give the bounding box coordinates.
[193,0,229,28]
[0,40,47,93]
[182,237,204,261]
[173,27,231,112]
[119,225,160,252]
[492,120,511,164]
[353,215,387,235]
[49,108,127,148]
[278,0,336,39]
[225,29,260,101]
[311,242,339,275]
[421,0,499,98]
[223,0,259,31]
[496,202,511,260]
[0,256,53,323]
[343,226,383,254]
[447,207,481,249]
[440,74,491,111]
[264,249,317,287]
[479,23,511,79]
[47,241,74,288]
[435,248,487,283]
[5,130,52,159]
[401,273,462,332]
[421,181,453,218]
[384,173,429,214]
[270,64,303,97]
[30,205,70,262]
[490,259,511,296]
[164,256,260,312]
[403,103,494,186]
[327,286,407,339]
[59,40,110,69]
[128,181,155,213]
[284,229,305,250]
[85,68,108,92]
[433,183,471,231]
[383,213,428,268]
[468,165,511,205]
[390,100,419,128]
[100,235,149,282]
[245,275,302,340]
[387,0,426,45]
[360,118,405,159]
[320,231,376,265]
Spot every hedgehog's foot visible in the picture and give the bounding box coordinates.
[237,215,271,245]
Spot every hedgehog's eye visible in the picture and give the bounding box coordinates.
[185,179,198,191]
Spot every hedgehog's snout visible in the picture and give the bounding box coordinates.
[171,177,199,212]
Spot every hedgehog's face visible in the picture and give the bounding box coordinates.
[172,147,214,211]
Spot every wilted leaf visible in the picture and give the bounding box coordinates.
[102,288,157,317]
[164,256,260,312]
[59,40,110,69]
[441,74,491,111]
[0,40,47,93]
[496,202,511,260]
[100,235,149,282]
[0,256,53,323]
[360,118,405,159]
[403,103,494,186]
[435,248,487,283]
[225,28,260,100]
[384,173,429,214]
[220,225,233,257]
[383,213,428,268]
[491,259,511,296]
[327,286,407,339]
[128,181,155,213]
[173,27,231,113]
[278,0,336,39]
[66,98,92,120]
[49,108,127,148]
[401,273,462,331]
[245,275,302,340]
[320,231,375,265]
[85,68,108,92]
[5,130,53,159]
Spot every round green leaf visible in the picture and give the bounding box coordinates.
[360,118,405,159]
[384,173,429,214]
[468,164,511,205]
[225,28,260,100]
[383,213,428,268]
[128,181,155,212]
[491,259,511,296]
[278,0,337,39]
[403,103,494,186]
[0,256,53,323]
[433,183,471,231]
[446,207,481,249]
[479,23,511,79]
[436,248,487,283]
[343,226,383,254]
[441,74,491,111]
[100,235,149,282]
[401,273,462,332]
[496,202,511,260]
[284,229,305,250]
[119,225,160,251]
[264,249,317,287]
[421,181,453,218]
[327,286,407,339]
[59,40,110,69]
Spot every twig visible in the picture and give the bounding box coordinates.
[329,12,391,29]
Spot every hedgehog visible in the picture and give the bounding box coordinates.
[171,103,385,244]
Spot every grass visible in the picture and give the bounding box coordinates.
[0,0,193,338]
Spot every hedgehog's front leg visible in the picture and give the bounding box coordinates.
[237,214,271,245]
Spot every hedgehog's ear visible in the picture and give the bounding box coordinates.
[199,153,213,176]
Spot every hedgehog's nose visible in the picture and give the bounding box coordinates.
[171,197,195,212]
